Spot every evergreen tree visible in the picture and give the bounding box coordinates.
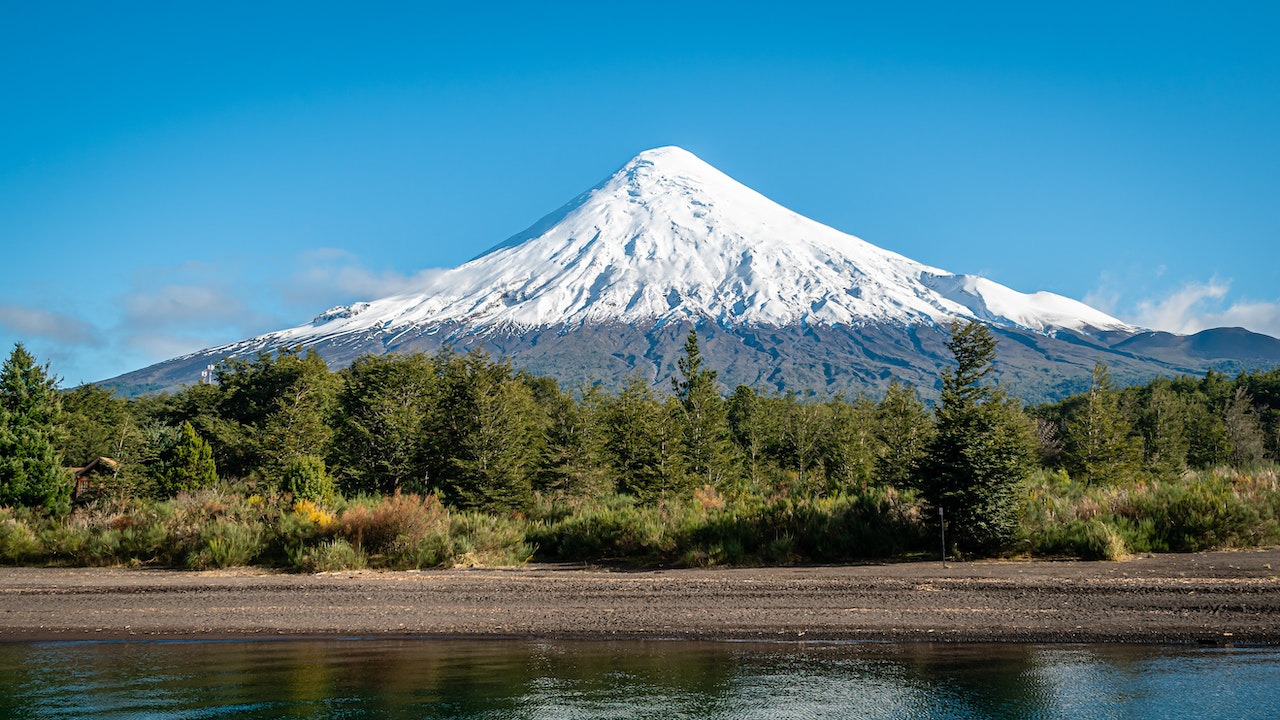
[821,397,879,493]
[779,391,826,493]
[727,385,771,491]
[1185,396,1232,468]
[601,373,674,501]
[875,380,934,489]
[532,381,609,500]
[918,321,1035,555]
[0,344,69,512]
[440,354,543,512]
[1137,381,1189,478]
[60,383,150,498]
[202,347,337,480]
[1224,387,1267,467]
[282,454,336,503]
[671,329,736,490]
[329,353,437,495]
[1060,362,1142,484]
[60,384,128,465]
[1238,368,1280,458]
[159,421,218,495]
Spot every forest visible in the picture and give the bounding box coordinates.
[2,321,1279,570]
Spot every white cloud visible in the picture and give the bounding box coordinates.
[123,284,249,329]
[0,304,101,345]
[1131,278,1280,338]
[278,249,447,308]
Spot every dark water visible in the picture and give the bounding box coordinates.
[0,639,1276,719]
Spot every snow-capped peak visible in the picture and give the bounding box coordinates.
[242,146,1136,351]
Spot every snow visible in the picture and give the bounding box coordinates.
[209,146,1138,354]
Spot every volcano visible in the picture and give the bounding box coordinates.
[104,147,1280,401]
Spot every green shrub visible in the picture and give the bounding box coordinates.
[451,512,531,566]
[186,519,264,569]
[0,512,41,563]
[1020,465,1280,558]
[283,455,337,503]
[290,538,367,573]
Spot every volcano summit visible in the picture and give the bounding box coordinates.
[106,147,1280,400]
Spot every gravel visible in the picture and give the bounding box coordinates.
[2,549,1277,644]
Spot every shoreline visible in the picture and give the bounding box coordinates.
[2,548,1277,645]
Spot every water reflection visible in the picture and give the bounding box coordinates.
[0,639,1275,719]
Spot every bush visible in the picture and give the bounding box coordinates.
[0,510,41,563]
[1020,465,1280,557]
[283,455,337,503]
[450,512,532,566]
[529,489,931,566]
[187,519,264,569]
[338,493,454,568]
[290,538,367,573]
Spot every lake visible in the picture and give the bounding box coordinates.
[0,639,1275,719]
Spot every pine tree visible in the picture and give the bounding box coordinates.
[601,372,673,501]
[1225,387,1267,467]
[671,329,736,490]
[159,421,219,495]
[1060,362,1142,484]
[875,380,934,489]
[0,344,69,512]
[1138,381,1189,479]
[918,321,1035,555]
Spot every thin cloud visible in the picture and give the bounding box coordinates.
[114,271,284,365]
[1132,278,1280,338]
[0,304,101,345]
[279,250,448,308]
[123,284,250,329]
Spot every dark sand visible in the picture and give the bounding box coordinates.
[2,549,1277,644]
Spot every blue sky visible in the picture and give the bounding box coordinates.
[2,2,1278,385]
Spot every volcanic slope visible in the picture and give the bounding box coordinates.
[105,147,1280,400]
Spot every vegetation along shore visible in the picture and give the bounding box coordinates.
[2,321,1280,573]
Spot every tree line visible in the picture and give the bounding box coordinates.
[2,321,1279,557]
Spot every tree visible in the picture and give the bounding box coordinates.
[329,353,438,496]
[282,454,336,503]
[1225,387,1267,467]
[1185,395,1232,469]
[875,380,934,489]
[532,380,609,501]
[158,421,219,495]
[1137,380,1189,479]
[821,397,879,493]
[203,347,337,481]
[600,372,675,501]
[60,384,129,465]
[918,321,1035,555]
[778,391,826,493]
[437,353,543,512]
[60,383,148,498]
[728,385,772,491]
[0,344,69,512]
[671,329,736,490]
[1060,362,1142,484]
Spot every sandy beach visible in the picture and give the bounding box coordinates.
[1,548,1277,644]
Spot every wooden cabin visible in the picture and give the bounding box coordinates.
[70,457,119,502]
